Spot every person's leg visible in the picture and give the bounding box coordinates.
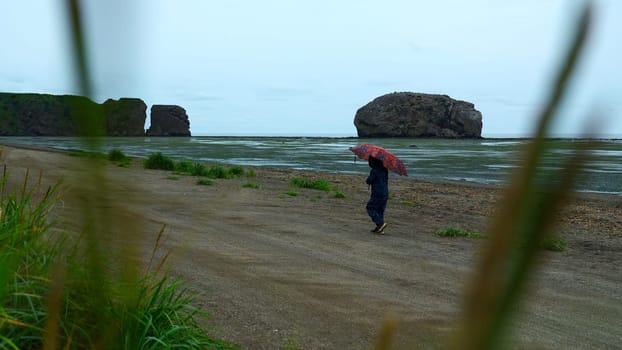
[377,197,387,224]
[366,200,381,224]
[366,197,383,225]
[374,197,388,233]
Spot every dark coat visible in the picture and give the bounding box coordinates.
[366,157,388,198]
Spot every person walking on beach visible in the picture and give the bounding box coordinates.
[366,156,389,234]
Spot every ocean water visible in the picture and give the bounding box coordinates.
[1,136,621,195]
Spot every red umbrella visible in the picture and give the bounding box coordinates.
[350,143,408,176]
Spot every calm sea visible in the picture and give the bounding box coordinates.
[1,136,621,195]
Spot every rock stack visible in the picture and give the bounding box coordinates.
[354,92,482,138]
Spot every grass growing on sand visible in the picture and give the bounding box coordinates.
[174,162,244,179]
[66,149,131,167]
[290,177,332,191]
[289,177,347,200]
[197,178,214,186]
[175,160,207,176]
[435,227,485,239]
[228,166,245,177]
[107,148,127,161]
[242,182,260,189]
[333,191,347,199]
[146,153,250,181]
[540,236,568,252]
[108,148,131,167]
[0,168,236,349]
[144,152,175,171]
[204,166,230,179]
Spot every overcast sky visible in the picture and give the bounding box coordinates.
[1,1,620,137]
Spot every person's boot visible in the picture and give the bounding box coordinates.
[375,223,387,234]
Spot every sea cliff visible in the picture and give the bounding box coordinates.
[0,92,191,136]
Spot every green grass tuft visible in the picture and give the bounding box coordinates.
[117,275,230,350]
[290,177,332,191]
[282,191,298,197]
[189,163,207,176]
[435,227,485,239]
[144,152,175,171]
[174,160,195,174]
[107,148,127,162]
[242,182,260,189]
[540,236,568,252]
[108,149,131,167]
[228,166,245,177]
[196,178,214,186]
[333,191,346,199]
[152,158,249,181]
[0,168,236,349]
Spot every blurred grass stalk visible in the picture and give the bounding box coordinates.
[0,2,225,349]
[446,2,594,349]
[45,0,143,347]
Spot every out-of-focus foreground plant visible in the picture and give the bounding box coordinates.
[447,3,594,349]
[0,1,236,349]
[374,2,596,349]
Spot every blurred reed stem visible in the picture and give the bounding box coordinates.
[447,3,593,349]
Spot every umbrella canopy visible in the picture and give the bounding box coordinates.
[349,143,408,176]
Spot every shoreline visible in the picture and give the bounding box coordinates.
[2,139,620,197]
[3,141,618,229]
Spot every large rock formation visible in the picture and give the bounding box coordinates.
[146,105,191,136]
[102,98,148,136]
[0,93,147,136]
[0,92,194,136]
[354,92,482,138]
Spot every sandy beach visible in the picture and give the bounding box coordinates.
[1,143,621,349]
